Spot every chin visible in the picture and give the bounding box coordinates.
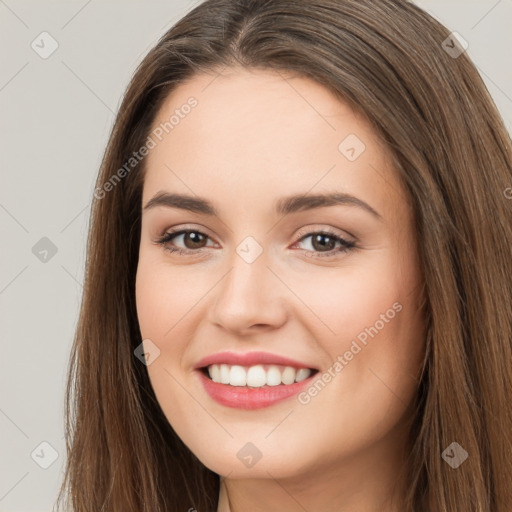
[188,437,312,480]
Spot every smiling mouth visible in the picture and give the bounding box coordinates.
[199,363,319,388]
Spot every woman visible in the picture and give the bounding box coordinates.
[56,1,512,511]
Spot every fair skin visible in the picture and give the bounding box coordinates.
[135,66,426,512]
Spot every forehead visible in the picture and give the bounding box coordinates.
[141,67,408,223]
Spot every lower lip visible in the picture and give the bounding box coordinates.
[197,370,316,410]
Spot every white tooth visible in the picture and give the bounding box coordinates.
[210,363,312,387]
[281,366,296,385]
[266,365,282,386]
[295,368,312,382]
[219,364,230,384]
[229,365,247,386]
[209,364,221,383]
[246,365,267,387]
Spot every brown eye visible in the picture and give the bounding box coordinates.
[294,230,356,258]
[180,231,208,249]
[156,229,213,255]
[310,233,337,252]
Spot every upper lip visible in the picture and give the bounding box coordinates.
[194,351,318,370]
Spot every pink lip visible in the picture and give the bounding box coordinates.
[194,351,317,370]
[196,370,317,410]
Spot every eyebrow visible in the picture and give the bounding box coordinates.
[143,191,382,220]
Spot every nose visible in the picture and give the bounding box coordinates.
[208,248,288,335]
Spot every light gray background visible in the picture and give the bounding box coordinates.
[1,1,511,511]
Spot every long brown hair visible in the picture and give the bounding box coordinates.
[55,1,512,510]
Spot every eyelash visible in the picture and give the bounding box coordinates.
[154,227,356,259]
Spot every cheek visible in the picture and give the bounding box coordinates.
[293,296,424,463]
[135,256,206,338]
[134,263,188,436]
[291,251,425,424]
[134,257,210,412]
[283,254,404,343]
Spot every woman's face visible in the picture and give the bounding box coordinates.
[135,67,426,481]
